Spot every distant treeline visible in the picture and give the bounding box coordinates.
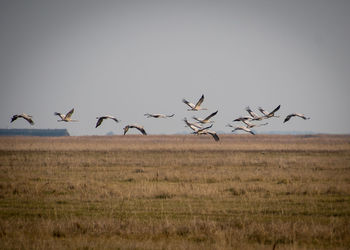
[0,129,69,137]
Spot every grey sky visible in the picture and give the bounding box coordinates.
[1,0,349,135]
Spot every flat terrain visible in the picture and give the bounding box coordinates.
[0,134,349,249]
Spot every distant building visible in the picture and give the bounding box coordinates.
[0,129,69,137]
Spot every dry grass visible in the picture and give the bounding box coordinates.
[0,134,349,249]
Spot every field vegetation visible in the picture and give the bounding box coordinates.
[0,134,349,249]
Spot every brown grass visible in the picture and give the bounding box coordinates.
[0,134,349,249]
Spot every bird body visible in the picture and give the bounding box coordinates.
[54,108,78,122]
[284,113,310,123]
[182,94,207,111]
[11,113,34,125]
[123,124,147,135]
[192,110,218,124]
[95,115,120,128]
[144,113,175,118]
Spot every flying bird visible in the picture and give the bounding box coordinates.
[196,129,220,141]
[183,118,209,132]
[54,108,78,122]
[144,113,175,118]
[95,115,120,128]
[192,110,218,124]
[183,118,219,141]
[182,94,207,111]
[283,113,310,123]
[10,113,34,125]
[258,105,281,118]
[233,116,253,122]
[245,106,265,121]
[228,120,268,129]
[231,126,255,135]
[123,124,147,135]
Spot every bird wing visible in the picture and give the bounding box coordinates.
[268,105,281,116]
[295,113,309,120]
[233,116,251,122]
[129,125,147,135]
[11,115,19,123]
[184,118,202,131]
[192,116,202,123]
[23,115,34,125]
[65,108,74,119]
[245,107,258,119]
[166,114,175,118]
[95,117,104,128]
[258,107,269,116]
[203,110,218,121]
[123,126,129,135]
[207,131,220,141]
[111,117,120,123]
[197,124,213,132]
[194,94,205,109]
[283,114,294,123]
[133,125,147,135]
[182,99,195,109]
[242,119,253,127]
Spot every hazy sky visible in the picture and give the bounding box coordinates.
[1,0,349,135]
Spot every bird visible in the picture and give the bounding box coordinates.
[144,113,175,118]
[233,116,253,122]
[10,113,34,125]
[196,129,220,141]
[123,124,147,135]
[231,126,255,135]
[192,110,218,124]
[183,118,209,132]
[245,106,265,121]
[183,118,219,141]
[95,115,120,128]
[228,120,268,129]
[284,113,310,123]
[182,94,207,111]
[54,108,78,122]
[258,105,281,118]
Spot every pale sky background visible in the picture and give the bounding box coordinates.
[1,0,349,135]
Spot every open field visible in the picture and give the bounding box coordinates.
[0,134,350,249]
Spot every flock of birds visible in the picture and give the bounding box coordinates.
[10,94,310,141]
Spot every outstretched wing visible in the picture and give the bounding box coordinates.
[245,106,259,119]
[10,115,19,123]
[134,125,147,135]
[204,110,218,121]
[95,117,104,128]
[123,125,129,135]
[22,115,34,125]
[283,114,294,123]
[207,131,220,141]
[295,113,309,120]
[268,105,281,116]
[182,99,195,109]
[194,94,204,109]
[258,107,269,116]
[65,108,74,119]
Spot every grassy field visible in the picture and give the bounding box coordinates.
[0,134,349,249]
